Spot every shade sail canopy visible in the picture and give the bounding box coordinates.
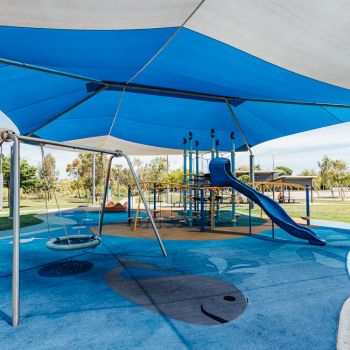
[1,0,350,153]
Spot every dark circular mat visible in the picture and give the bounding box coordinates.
[38,260,93,277]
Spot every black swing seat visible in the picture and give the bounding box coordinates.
[46,235,101,251]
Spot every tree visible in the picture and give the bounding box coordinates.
[318,155,334,192]
[318,155,349,199]
[275,166,293,176]
[163,169,184,184]
[39,153,58,200]
[2,156,40,194]
[237,164,262,171]
[237,174,250,183]
[137,157,168,182]
[298,169,321,197]
[20,160,41,194]
[331,159,349,200]
[66,153,108,199]
[236,165,248,171]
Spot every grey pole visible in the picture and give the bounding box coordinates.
[122,152,167,257]
[226,100,255,209]
[10,134,20,326]
[98,155,114,236]
[9,145,14,218]
[92,154,96,206]
[249,153,255,209]
[0,143,3,211]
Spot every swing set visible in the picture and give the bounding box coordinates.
[40,143,101,251]
[0,130,167,327]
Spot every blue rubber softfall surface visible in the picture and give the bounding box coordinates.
[209,158,326,245]
[0,217,349,349]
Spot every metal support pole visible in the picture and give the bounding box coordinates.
[122,153,167,257]
[99,155,114,235]
[249,204,252,236]
[225,100,252,155]
[210,129,215,159]
[183,137,187,220]
[153,183,156,212]
[9,145,14,218]
[0,143,3,212]
[215,139,220,222]
[210,129,215,224]
[188,132,193,227]
[200,189,205,232]
[92,153,96,206]
[230,132,236,225]
[249,154,255,183]
[10,135,20,327]
[249,153,255,210]
[195,140,199,212]
[127,186,131,223]
[306,184,310,225]
[226,100,255,210]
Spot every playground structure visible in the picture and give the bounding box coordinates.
[0,130,168,327]
[124,129,316,239]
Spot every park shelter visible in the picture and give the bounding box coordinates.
[235,171,281,183]
[0,1,350,154]
[276,175,318,202]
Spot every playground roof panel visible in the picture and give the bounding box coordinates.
[0,1,350,153]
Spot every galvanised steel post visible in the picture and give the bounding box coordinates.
[215,139,220,222]
[306,184,310,225]
[92,153,96,206]
[210,129,215,225]
[183,137,187,220]
[195,140,199,212]
[200,189,205,232]
[210,129,215,160]
[99,155,115,235]
[225,100,255,210]
[127,186,131,222]
[122,153,167,257]
[0,131,21,327]
[249,153,255,210]
[230,132,236,225]
[153,183,156,211]
[188,132,193,227]
[11,134,20,327]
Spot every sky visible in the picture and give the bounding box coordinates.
[1,110,349,178]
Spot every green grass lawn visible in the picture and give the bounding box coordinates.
[0,214,43,231]
[237,200,350,223]
[1,195,350,233]
[0,196,90,231]
[0,196,92,217]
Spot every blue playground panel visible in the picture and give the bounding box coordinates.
[0,221,349,350]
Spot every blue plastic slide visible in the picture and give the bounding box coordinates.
[209,158,326,246]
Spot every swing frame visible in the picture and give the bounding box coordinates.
[0,130,167,327]
[40,144,103,251]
